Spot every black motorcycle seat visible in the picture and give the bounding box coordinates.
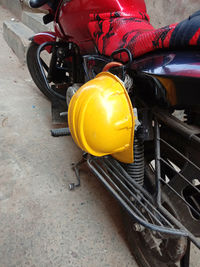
[170,10,200,47]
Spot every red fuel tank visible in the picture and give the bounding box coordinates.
[56,0,147,53]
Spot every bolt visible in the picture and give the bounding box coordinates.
[192,179,200,186]
[133,223,145,232]
[69,183,75,191]
[141,207,145,213]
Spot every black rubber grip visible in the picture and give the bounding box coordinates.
[51,128,70,137]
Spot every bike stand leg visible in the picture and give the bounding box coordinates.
[180,240,191,267]
[51,99,67,124]
[69,153,87,190]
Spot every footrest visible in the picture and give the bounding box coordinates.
[51,128,70,137]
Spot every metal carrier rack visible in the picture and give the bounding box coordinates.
[87,109,200,249]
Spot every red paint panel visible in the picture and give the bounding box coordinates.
[33,32,56,53]
[57,0,147,53]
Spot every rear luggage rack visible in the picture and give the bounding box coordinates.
[87,110,200,249]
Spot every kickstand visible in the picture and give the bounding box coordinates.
[180,240,191,267]
[69,153,87,190]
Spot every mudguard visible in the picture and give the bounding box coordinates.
[30,31,57,53]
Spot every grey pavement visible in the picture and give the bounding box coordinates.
[0,6,136,267]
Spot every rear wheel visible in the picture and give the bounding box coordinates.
[125,221,186,267]
[124,176,187,267]
[123,128,190,267]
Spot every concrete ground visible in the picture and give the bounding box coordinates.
[146,0,200,28]
[0,4,200,267]
[0,6,137,267]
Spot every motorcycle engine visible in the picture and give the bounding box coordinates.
[66,83,82,106]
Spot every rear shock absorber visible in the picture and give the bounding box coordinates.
[126,138,144,186]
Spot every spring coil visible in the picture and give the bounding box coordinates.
[126,139,144,186]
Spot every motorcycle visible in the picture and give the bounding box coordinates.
[27,0,200,266]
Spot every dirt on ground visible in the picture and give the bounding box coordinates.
[0,6,137,267]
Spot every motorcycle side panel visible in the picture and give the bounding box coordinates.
[57,0,147,53]
[131,50,200,78]
[32,32,57,53]
[131,50,200,107]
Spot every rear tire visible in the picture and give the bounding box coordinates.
[123,130,188,267]
[124,203,186,267]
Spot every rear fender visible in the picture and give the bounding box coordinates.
[30,32,57,53]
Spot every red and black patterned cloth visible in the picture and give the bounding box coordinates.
[88,10,200,59]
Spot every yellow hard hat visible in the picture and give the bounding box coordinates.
[68,72,135,163]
